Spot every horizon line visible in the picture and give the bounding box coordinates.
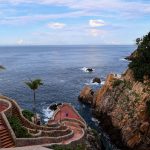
[0,44,135,47]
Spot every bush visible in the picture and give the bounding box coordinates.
[112,79,122,88]
[22,109,34,121]
[8,116,32,138]
[128,32,150,82]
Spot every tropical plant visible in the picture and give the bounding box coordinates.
[0,65,5,70]
[25,79,43,122]
[22,109,34,121]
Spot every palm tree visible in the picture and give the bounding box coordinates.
[25,79,43,123]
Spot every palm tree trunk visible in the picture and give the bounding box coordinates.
[33,91,36,113]
[33,90,36,124]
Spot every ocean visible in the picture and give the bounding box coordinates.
[0,45,135,149]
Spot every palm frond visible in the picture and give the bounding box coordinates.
[0,65,5,70]
[25,79,43,90]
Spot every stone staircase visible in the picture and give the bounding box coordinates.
[0,115,15,148]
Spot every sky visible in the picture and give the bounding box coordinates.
[0,0,149,45]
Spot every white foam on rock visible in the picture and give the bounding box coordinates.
[101,81,105,85]
[91,117,100,124]
[42,107,54,122]
[85,79,105,86]
[81,67,95,73]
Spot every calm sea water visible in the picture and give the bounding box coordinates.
[0,45,135,149]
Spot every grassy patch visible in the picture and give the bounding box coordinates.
[112,79,123,88]
[8,116,32,138]
[22,109,34,121]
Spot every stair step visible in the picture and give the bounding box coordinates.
[0,131,9,137]
[2,142,14,148]
[1,135,10,140]
[2,140,13,146]
[1,137,11,143]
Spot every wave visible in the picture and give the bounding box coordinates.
[85,79,105,86]
[42,107,54,122]
[101,81,105,85]
[120,58,131,62]
[81,67,95,73]
[91,117,100,125]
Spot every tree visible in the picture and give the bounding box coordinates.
[136,38,141,46]
[25,79,43,123]
[129,32,150,82]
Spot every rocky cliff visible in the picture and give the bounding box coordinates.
[79,70,150,149]
[79,32,150,149]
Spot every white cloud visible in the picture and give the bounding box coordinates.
[47,22,66,29]
[90,29,105,37]
[17,39,24,45]
[89,19,106,27]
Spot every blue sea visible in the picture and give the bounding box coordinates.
[0,45,135,149]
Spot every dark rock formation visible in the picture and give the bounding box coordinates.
[87,68,94,72]
[78,86,94,104]
[92,77,101,84]
[85,127,102,150]
[49,103,62,110]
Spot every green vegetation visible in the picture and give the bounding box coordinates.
[8,116,31,138]
[22,109,34,121]
[25,79,43,122]
[129,32,150,82]
[112,79,123,88]
[51,144,86,150]
[0,65,5,70]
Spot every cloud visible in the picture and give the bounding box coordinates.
[47,22,66,29]
[17,39,24,45]
[89,19,106,27]
[90,29,106,37]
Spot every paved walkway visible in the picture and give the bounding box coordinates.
[48,104,85,145]
[53,104,83,123]
[1,145,52,150]
[0,104,7,112]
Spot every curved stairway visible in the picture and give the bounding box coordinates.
[0,115,15,148]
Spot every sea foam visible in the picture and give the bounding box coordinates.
[42,107,54,122]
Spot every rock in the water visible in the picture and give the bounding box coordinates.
[78,86,94,104]
[92,77,101,83]
[87,68,93,72]
[49,103,57,110]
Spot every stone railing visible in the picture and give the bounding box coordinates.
[61,117,86,129]
[15,130,74,147]
[41,127,72,137]
[5,97,66,131]
[0,95,86,147]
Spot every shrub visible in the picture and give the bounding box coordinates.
[112,79,122,88]
[128,32,150,82]
[8,116,31,138]
[22,109,34,121]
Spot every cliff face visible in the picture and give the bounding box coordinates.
[79,69,150,149]
[93,70,150,149]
